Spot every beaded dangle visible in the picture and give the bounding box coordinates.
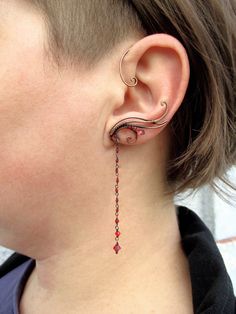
[113,133,121,254]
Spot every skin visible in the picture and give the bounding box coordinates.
[0,1,193,313]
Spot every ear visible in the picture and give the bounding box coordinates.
[107,33,190,145]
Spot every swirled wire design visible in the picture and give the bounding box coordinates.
[109,100,168,144]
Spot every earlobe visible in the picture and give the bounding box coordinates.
[109,33,190,146]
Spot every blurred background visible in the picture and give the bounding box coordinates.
[1,166,236,291]
[175,165,236,291]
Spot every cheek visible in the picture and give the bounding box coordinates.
[0,66,78,228]
[0,119,71,216]
[0,65,97,217]
[0,141,68,193]
[0,65,67,187]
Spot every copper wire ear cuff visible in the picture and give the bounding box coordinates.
[110,46,169,254]
[110,46,169,145]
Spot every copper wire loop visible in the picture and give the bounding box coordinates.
[119,46,138,87]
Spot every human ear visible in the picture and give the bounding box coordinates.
[108,33,190,145]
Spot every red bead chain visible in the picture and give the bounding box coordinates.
[113,135,121,254]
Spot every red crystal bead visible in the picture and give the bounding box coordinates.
[115,231,121,237]
[115,218,119,223]
[115,187,118,193]
[113,242,121,254]
[137,129,145,135]
[116,177,119,183]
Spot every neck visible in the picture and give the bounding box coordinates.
[20,201,187,312]
[19,133,192,312]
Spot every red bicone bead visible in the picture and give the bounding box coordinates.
[115,187,118,193]
[137,129,145,135]
[115,231,121,237]
[113,242,121,254]
[116,177,119,183]
[115,218,119,223]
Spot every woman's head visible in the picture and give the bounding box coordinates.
[0,0,235,255]
[27,0,236,196]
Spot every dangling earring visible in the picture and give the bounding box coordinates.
[109,46,169,254]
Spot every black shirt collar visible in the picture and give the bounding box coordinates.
[177,205,236,313]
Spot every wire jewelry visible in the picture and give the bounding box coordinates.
[110,46,169,254]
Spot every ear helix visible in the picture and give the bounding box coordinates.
[110,45,169,254]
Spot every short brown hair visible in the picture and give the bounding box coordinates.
[27,0,236,201]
